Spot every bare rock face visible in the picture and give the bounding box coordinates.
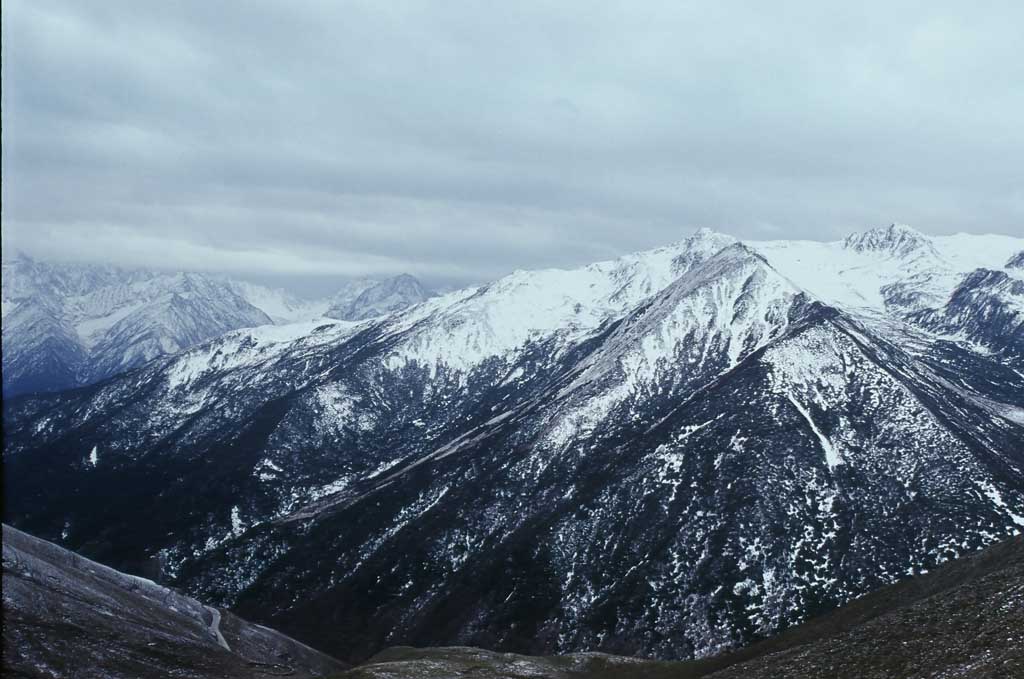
[2,524,346,678]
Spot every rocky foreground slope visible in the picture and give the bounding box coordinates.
[4,225,1023,664]
[2,524,346,679]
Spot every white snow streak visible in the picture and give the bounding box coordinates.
[786,393,843,469]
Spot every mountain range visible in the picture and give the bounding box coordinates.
[1,254,432,396]
[3,224,1022,665]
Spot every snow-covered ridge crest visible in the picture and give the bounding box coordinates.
[164,317,362,391]
[7,224,1022,399]
[142,223,1022,392]
[543,244,804,447]
[380,229,738,375]
[585,243,804,376]
[752,224,1023,317]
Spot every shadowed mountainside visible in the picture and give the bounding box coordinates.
[339,535,1023,678]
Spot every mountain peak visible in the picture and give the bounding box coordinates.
[2,250,35,264]
[5,229,1023,671]
[685,241,775,281]
[326,273,432,321]
[681,227,736,247]
[1007,250,1024,269]
[692,226,725,239]
[668,229,738,274]
[842,223,936,258]
[383,272,428,292]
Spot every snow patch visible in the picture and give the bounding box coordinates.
[975,479,1024,527]
[230,506,244,536]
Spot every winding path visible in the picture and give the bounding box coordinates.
[205,605,231,651]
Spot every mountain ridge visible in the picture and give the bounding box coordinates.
[1,255,432,396]
[3,224,1022,665]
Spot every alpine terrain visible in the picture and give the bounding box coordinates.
[0,253,431,396]
[4,224,1023,665]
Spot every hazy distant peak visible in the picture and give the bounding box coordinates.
[325,273,433,321]
[1,249,35,264]
[842,223,937,258]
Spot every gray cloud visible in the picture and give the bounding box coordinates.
[3,0,1023,289]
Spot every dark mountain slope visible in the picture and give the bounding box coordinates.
[340,535,1023,678]
[2,525,346,679]
[704,534,1024,678]
[909,268,1024,358]
[187,300,1022,663]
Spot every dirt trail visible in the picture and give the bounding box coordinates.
[206,605,231,651]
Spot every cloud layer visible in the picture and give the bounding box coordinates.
[3,1,1022,287]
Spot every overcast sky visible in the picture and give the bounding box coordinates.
[3,1,1022,291]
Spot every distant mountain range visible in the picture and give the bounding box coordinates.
[1,254,433,396]
[3,224,1022,665]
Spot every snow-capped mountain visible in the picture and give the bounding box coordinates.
[1,255,433,396]
[324,274,434,321]
[908,269,1024,355]
[3,226,1022,665]
[752,224,1024,355]
[233,275,434,324]
[1,256,273,396]
[227,280,332,325]
[841,222,939,258]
